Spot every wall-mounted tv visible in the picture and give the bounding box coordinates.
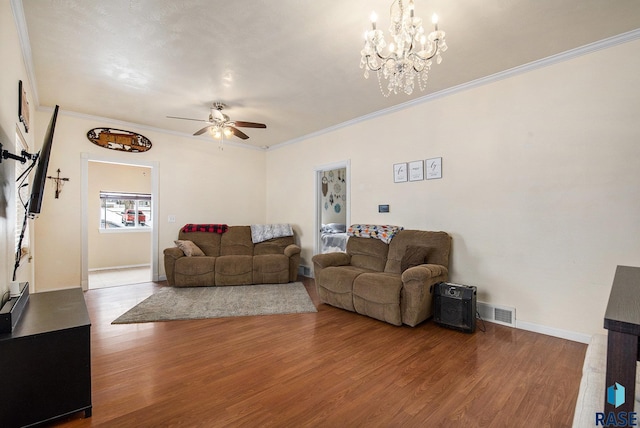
[28,105,59,218]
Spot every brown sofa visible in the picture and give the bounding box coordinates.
[164,226,301,286]
[312,230,451,326]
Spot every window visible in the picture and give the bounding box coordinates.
[99,191,151,230]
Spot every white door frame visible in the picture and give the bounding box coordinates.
[80,152,159,290]
[314,160,350,257]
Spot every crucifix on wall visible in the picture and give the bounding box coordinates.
[47,168,70,199]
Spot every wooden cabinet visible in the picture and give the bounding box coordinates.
[0,288,91,427]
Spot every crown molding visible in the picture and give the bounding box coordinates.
[269,28,640,151]
[11,0,39,107]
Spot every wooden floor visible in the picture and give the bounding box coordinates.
[51,277,586,428]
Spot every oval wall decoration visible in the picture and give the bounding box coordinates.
[87,128,152,153]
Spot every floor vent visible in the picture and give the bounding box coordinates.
[298,265,312,277]
[477,302,516,327]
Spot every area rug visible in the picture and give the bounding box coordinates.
[112,282,317,324]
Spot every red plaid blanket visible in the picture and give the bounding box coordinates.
[181,224,228,234]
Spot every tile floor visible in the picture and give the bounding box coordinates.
[88,266,151,289]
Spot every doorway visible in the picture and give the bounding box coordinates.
[81,153,159,291]
[314,160,350,256]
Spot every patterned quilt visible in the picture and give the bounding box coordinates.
[347,224,404,244]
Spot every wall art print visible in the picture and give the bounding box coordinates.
[87,128,152,152]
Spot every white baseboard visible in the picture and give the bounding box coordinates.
[515,320,591,344]
[89,264,150,272]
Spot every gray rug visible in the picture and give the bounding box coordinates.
[112,282,317,324]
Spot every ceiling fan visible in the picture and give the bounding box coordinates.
[167,102,266,140]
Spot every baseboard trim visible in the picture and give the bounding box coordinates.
[515,320,591,344]
[89,264,150,272]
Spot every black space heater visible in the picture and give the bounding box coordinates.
[434,282,477,333]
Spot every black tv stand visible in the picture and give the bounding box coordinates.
[0,288,92,427]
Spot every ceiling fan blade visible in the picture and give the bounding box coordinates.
[167,115,208,123]
[233,121,267,129]
[229,127,249,140]
[193,126,212,136]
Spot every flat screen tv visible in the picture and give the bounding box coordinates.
[28,105,59,219]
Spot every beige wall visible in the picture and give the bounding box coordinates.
[5,0,639,339]
[88,162,151,269]
[32,112,267,291]
[265,38,640,337]
[0,1,37,300]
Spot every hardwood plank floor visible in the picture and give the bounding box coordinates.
[50,277,586,427]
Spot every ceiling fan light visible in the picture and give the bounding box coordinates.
[223,127,232,137]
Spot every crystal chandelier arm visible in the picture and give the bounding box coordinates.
[364,53,398,72]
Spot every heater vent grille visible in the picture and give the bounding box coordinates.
[477,302,516,327]
[494,307,513,324]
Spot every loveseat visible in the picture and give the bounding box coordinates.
[164,225,301,287]
[312,228,451,326]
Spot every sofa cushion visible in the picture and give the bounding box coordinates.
[347,237,388,272]
[316,266,373,312]
[215,255,253,285]
[254,235,295,255]
[174,256,216,286]
[353,272,403,304]
[220,226,254,256]
[385,230,451,274]
[400,245,432,272]
[353,272,403,326]
[253,254,289,284]
[174,240,205,257]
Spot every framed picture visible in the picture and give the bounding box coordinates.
[18,80,30,133]
[393,163,407,183]
[426,157,442,179]
[408,160,424,181]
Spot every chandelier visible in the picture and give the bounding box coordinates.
[360,0,447,97]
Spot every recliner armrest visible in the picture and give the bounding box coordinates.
[311,252,351,269]
[284,244,301,258]
[164,247,184,260]
[400,264,449,327]
[401,264,448,284]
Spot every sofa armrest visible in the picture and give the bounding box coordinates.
[284,244,301,258]
[400,264,449,327]
[401,264,448,287]
[284,244,302,281]
[164,247,184,260]
[163,247,185,286]
[311,252,351,269]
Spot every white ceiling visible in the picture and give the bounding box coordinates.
[17,0,640,149]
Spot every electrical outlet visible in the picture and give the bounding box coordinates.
[168,215,176,223]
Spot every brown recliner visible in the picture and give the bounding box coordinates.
[312,230,451,326]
